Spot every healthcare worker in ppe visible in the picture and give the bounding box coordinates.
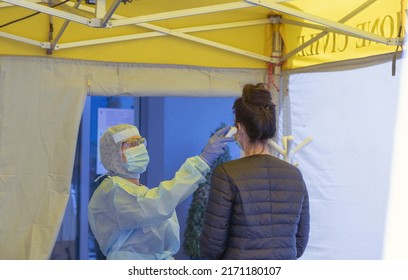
[88,123,233,260]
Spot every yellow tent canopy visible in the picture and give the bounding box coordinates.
[0,0,405,69]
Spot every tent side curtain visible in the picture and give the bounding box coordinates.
[0,56,87,259]
[0,56,266,97]
[288,58,402,259]
[0,55,265,259]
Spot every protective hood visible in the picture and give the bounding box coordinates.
[100,124,146,179]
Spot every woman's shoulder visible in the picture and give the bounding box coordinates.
[218,154,301,173]
[218,154,274,167]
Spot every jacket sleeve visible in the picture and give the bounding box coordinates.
[296,185,310,258]
[200,165,233,259]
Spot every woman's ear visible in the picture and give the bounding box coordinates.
[235,123,241,135]
[236,122,247,140]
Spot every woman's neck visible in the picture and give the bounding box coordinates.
[243,141,271,157]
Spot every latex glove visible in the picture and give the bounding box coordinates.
[200,126,235,167]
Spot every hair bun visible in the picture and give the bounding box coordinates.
[242,83,272,107]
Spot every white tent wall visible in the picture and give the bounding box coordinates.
[0,55,266,259]
[384,50,408,260]
[285,57,402,259]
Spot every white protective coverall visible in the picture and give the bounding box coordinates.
[88,124,210,260]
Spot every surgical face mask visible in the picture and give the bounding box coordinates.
[122,144,150,174]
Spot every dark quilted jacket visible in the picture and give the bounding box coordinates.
[200,154,310,260]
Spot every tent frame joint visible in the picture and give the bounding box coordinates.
[388,37,405,46]
[88,18,102,28]
[269,14,282,24]
[40,41,51,49]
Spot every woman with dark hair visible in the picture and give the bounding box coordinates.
[200,83,310,260]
